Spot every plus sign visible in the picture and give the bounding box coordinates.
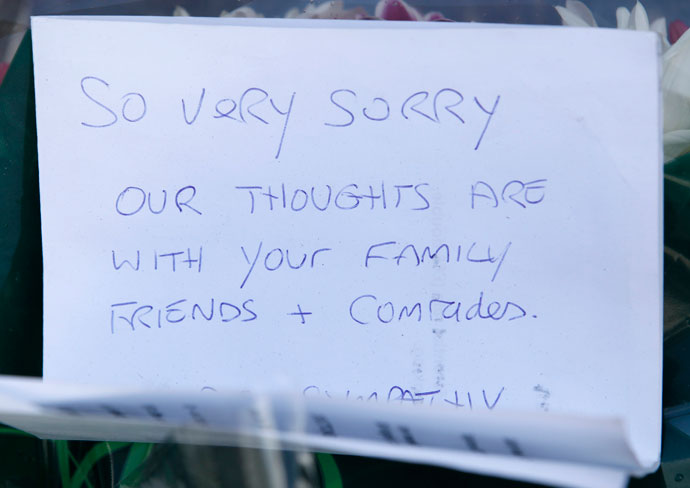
[288,304,312,324]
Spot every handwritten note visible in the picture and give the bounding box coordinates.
[31,15,662,480]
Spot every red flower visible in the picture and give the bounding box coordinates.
[375,0,421,21]
[670,20,689,44]
[0,62,8,87]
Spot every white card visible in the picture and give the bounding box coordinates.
[31,15,662,480]
[0,376,634,488]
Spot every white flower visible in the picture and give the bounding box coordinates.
[662,32,690,160]
[285,1,367,20]
[556,1,690,161]
[554,0,597,27]
[220,6,264,18]
[616,3,670,50]
[556,1,669,49]
[172,6,189,17]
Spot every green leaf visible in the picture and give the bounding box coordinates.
[69,441,129,488]
[0,426,35,437]
[316,453,342,488]
[55,440,72,488]
[118,443,153,486]
[67,448,94,488]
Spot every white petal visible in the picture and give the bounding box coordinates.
[408,2,423,20]
[616,7,630,29]
[677,27,690,46]
[301,4,316,15]
[312,0,345,17]
[220,6,262,17]
[554,6,591,27]
[285,7,300,18]
[663,32,690,133]
[173,6,189,16]
[565,0,597,26]
[374,0,384,18]
[651,17,667,37]
[651,17,671,51]
[664,130,690,162]
[629,1,650,31]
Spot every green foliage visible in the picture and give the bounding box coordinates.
[316,453,343,488]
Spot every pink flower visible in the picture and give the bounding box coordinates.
[374,0,422,21]
[0,62,8,87]
[670,20,689,44]
[174,1,448,22]
[424,12,450,22]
